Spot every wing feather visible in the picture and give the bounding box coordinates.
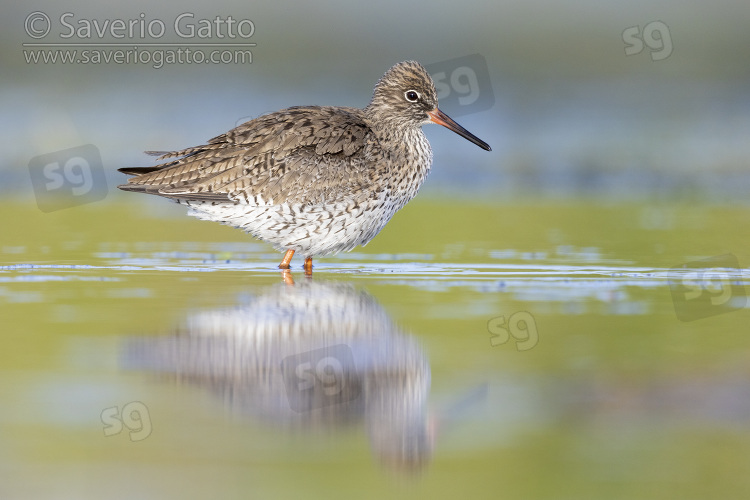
[118,106,373,205]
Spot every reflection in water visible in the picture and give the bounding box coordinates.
[123,279,433,472]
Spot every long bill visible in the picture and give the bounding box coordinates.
[427,108,492,151]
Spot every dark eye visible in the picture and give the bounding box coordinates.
[404,90,419,102]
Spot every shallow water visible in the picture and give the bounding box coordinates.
[3,197,750,499]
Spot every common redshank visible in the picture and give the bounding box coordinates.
[118,61,491,274]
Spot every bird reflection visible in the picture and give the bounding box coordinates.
[123,277,433,472]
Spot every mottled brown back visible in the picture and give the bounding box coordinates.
[119,106,376,205]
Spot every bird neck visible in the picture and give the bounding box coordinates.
[363,112,424,149]
[362,123,433,206]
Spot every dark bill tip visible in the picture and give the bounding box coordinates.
[427,109,491,151]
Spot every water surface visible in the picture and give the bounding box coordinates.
[3,198,750,499]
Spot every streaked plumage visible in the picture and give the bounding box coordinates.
[118,61,491,273]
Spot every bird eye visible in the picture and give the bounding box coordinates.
[404,90,419,102]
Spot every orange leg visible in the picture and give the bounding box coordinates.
[279,249,294,269]
[304,257,313,275]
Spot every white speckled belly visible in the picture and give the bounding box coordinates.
[183,193,403,256]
